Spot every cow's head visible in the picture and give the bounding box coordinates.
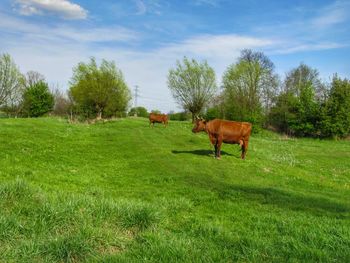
[192,117,206,133]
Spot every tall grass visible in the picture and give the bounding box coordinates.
[0,180,160,262]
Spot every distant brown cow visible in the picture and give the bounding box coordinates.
[192,118,252,159]
[149,113,168,127]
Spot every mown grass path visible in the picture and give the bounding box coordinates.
[0,117,349,262]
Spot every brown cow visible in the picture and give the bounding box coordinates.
[149,113,168,127]
[192,118,252,159]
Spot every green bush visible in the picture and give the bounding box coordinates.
[205,107,220,120]
[129,107,149,117]
[320,76,350,138]
[22,81,54,117]
[169,111,191,121]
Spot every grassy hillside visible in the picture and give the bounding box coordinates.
[0,117,349,262]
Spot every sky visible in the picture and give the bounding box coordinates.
[0,0,349,112]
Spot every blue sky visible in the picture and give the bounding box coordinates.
[0,0,349,112]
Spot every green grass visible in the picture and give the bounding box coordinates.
[0,117,349,262]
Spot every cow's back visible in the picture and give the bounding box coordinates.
[208,119,252,142]
[149,113,167,123]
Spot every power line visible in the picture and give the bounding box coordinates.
[134,85,139,116]
[134,85,139,107]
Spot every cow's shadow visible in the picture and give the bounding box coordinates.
[172,149,234,157]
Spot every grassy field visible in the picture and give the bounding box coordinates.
[0,117,349,262]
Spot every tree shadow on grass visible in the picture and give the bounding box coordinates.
[172,149,235,157]
[187,177,349,217]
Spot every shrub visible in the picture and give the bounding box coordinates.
[22,81,54,117]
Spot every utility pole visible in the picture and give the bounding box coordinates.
[134,85,139,117]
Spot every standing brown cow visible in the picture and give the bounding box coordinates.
[192,118,252,159]
[149,113,168,127]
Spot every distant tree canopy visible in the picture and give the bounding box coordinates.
[168,57,217,122]
[320,76,350,138]
[168,111,191,121]
[128,106,148,118]
[269,64,322,136]
[222,49,279,125]
[69,58,131,119]
[151,109,161,114]
[22,81,54,117]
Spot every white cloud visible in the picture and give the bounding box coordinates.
[275,42,345,54]
[193,0,220,7]
[135,0,147,15]
[162,35,273,58]
[0,13,138,43]
[134,0,162,15]
[311,0,350,28]
[14,0,88,19]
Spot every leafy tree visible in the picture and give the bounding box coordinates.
[222,49,278,125]
[128,106,148,117]
[168,57,217,122]
[22,81,54,117]
[270,63,321,136]
[320,76,350,138]
[151,109,161,114]
[0,53,25,116]
[69,58,131,119]
[269,92,299,135]
[205,107,220,120]
[168,111,191,121]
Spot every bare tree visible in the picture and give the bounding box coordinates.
[24,71,45,88]
[168,57,217,122]
[0,53,24,116]
[52,87,71,116]
[284,63,327,102]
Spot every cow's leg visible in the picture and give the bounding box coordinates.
[239,139,244,149]
[241,140,249,159]
[214,143,218,158]
[209,134,217,157]
[216,138,223,159]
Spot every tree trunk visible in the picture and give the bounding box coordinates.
[191,112,196,123]
[97,110,102,120]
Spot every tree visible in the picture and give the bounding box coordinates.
[52,88,71,116]
[22,81,54,117]
[24,71,45,88]
[270,63,322,136]
[222,49,278,125]
[69,58,131,119]
[168,57,217,122]
[0,53,25,116]
[128,106,148,117]
[320,76,350,138]
[168,111,191,121]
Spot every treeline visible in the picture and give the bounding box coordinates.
[1,51,349,138]
[0,55,131,120]
[167,50,350,138]
[127,106,191,121]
